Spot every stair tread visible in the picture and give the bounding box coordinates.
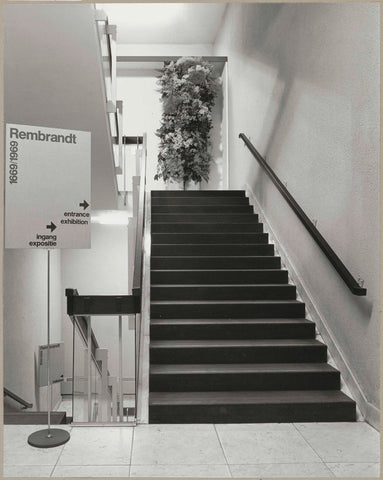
[149,390,355,406]
[151,300,303,305]
[150,339,324,348]
[152,222,259,224]
[151,256,277,259]
[151,318,313,325]
[152,284,293,288]
[151,363,338,374]
[151,269,287,272]
[151,190,246,195]
[154,233,263,235]
[151,244,269,246]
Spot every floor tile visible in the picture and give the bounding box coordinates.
[52,465,131,477]
[3,425,70,466]
[131,424,226,465]
[326,462,380,478]
[230,462,334,478]
[294,422,380,463]
[130,464,231,477]
[3,465,54,477]
[216,423,322,464]
[57,427,133,466]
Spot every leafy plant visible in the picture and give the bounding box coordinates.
[155,57,219,189]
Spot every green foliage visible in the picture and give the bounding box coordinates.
[154,57,219,188]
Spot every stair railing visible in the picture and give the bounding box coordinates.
[66,134,148,423]
[239,133,367,296]
[4,388,33,409]
[95,9,124,181]
[66,289,113,423]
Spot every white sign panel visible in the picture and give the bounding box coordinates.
[5,123,91,249]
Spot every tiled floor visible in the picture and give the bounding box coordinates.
[3,422,380,478]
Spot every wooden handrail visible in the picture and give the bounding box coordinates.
[66,289,139,316]
[239,133,367,296]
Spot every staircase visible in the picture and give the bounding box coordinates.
[149,190,356,423]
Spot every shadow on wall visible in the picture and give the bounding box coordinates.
[239,3,374,228]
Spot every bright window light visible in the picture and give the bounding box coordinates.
[92,210,131,225]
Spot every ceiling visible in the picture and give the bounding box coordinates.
[96,3,227,44]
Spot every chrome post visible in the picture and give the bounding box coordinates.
[87,317,92,423]
[118,315,124,421]
[47,250,51,436]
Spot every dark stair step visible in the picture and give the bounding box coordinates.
[151,256,281,270]
[151,300,305,319]
[151,284,296,301]
[152,233,268,244]
[151,214,259,223]
[152,205,254,214]
[151,269,288,285]
[151,190,246,197]
[4,411,67,425]
[149,390,356,423]
[151,244,274,256]
[150,338,325,364]
[152,223,263,233]
[150,318,316,340]
[150,363,340,392]
[152,197,250,206]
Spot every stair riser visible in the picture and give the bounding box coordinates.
[151,270,288,285]
[150,323,316,340]
[152,190,246,197]
[151,286,296,301]
[152,233,268,244]
[151,302,305,319]
[150,371,340,392]
[151,214,259,224]
[152,197,250,205]
[150,345,326,364]
[151,257,281,270]
[152,206,254,214]
[151,244,274,256]
[152,223,263,233]
[149,403,356,423]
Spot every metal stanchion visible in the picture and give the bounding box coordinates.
[28,250,70,448]
[118,315,124,421]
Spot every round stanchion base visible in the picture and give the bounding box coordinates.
[28,428,70,448]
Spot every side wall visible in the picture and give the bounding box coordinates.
[3,3,119,410]
[4,250,62,411]
[214,3,380,425]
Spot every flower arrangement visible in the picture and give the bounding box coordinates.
[155,57,219,189]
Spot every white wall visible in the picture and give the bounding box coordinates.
[4,4,117,210]
[117,75,164,192]
[4,250,62,411]
[214,3,380,425]
[118,44,213,57]
[3,3,120,411]
[61,223,134,393]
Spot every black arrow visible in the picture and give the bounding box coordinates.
[46,222,57,232]
[79,200,89,210]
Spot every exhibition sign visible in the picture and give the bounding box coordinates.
[5,123,91,249]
